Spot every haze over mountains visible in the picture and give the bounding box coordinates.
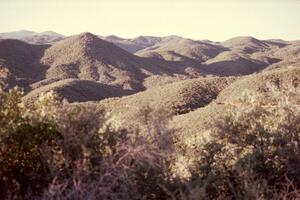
[0,30,65,44]
[0,30,300,133]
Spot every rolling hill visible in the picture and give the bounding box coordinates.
[0,30,299,105]
[95,76,236,129]
[24,79,131,103]
[135,35,226,62]
[171,67,300,137]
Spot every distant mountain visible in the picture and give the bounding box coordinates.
[0,30,36,39]
[135,35,226,62]
[102,35,162,53]
[23,31,65,44]
[0,30,65,44]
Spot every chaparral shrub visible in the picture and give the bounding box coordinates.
[184,84,300,199]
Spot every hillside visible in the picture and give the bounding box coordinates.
[96,76,235,129]
[171,67,300,136]
[23,79,130,103]
[0,39,48,89]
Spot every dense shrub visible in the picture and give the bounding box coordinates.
[0,88,62,198]
[184,85,300,199]
[0,86,117,199]
[0,82,177,199]
[43,105,176,200]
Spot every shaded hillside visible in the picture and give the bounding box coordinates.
[23,79,130,103]
[203,51,267,76]
[0,39,48,89]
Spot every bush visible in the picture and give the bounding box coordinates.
[43,105,177,200]
[0,88,62,198]
[186,84,300,199]
[0,86,127,199]
[0,82,177,199]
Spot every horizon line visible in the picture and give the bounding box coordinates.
[0,29,299,42]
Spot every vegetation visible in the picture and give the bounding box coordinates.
[0,82,176,199]
[180,85,300,199]
[1,75,300,199]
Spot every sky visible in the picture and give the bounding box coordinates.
[0,0,300,41]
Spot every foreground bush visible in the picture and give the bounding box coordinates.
[43,105,176,200]
[0,84,176,199]
[0,88,61,198]
[185,85,300,199]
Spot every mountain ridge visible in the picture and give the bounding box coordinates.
[0,30,299,105]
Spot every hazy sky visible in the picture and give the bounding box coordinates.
[0,0,300,41]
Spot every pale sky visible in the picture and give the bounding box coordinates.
[0,0,300,41]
